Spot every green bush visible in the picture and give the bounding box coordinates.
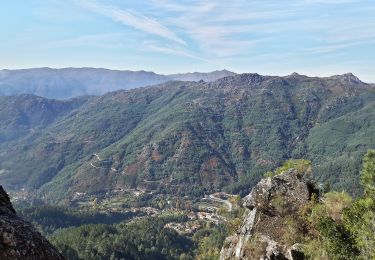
[317,217,358,260]
[342,150,375,259]
[274,159,312,176]
[323,191,352,221]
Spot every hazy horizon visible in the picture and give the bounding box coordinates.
[1,0,374,81]
[1,66,370,82]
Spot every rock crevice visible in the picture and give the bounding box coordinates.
[220,169,316,260]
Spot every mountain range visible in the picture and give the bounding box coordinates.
[0,72,374,203]
[0,68,235,99]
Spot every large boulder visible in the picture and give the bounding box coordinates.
[0,186,65,260]
[220,169,318,260]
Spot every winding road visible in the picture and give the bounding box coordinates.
[208,194,233,212]
[89,153,116,171]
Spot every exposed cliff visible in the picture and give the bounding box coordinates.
[0,185,64,260]
[220,168,318,260]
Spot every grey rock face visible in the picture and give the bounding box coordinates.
[243,169,311,213]
[0,186,65,260]
[329,73,364,85]
[220,169,316,260]
[0,187,16,215]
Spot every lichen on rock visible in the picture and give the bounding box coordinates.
[220,169,318,260]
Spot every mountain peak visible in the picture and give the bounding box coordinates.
[237,73,265,84]
[330,73,363,84]
[214,72,264,86]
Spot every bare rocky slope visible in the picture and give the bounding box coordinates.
[220,168,316,259]
[0,185,64,259]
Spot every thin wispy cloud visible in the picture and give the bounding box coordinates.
[152,1,266,58]
[151,0,216,13]
[79,0,186,45]
[305,42,358,54]
[46,33,127,48]
[74,0,374,66]
[143,41,213,64]
[325,23,375,43]
[150,0,374,58]
[1,0,374,80]
[300,0,357,4]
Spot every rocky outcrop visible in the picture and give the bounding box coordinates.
[220,169,318,260]
[0,186,65,260]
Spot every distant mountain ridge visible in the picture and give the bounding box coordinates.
[0,72,374,203]
[0,68,235,99]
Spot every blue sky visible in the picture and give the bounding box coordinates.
[1,0,374,81]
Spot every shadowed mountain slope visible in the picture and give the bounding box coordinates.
[0,68,235,99]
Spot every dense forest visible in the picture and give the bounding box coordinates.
[16,150,375,259]
[21,207,233,260]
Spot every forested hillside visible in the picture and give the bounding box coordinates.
[17,152,375,260]
[0,73,374,203]
[0,94,91,143]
